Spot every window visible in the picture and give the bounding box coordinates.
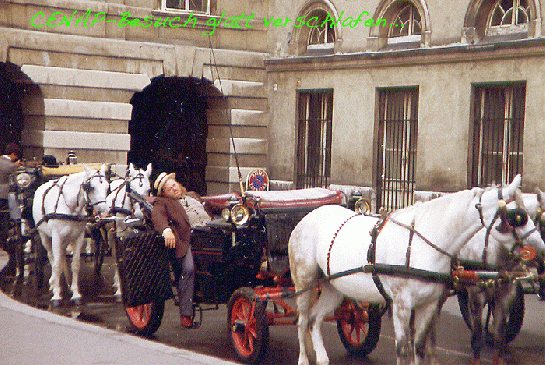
[388,3,422,42]
[367,0,428,50]
[296,90,333,189]
[163,0,210,13]
[307,10,335,48]
[487,0,529,36]
[376,88,419,211]
[471,83,525,187]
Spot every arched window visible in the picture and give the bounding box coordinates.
[389,3,422,39]
[487,0,530,35]
[307,11,335,46]
[306,10,336,53]
[289,1,340,56]
[367,0,430,51]
[463,0,539,43]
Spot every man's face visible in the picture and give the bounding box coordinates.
[162,179,186,199]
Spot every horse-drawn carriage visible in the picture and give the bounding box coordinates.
[116,186,386,364]
[6,163,545,364]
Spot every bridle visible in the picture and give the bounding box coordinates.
[80,170,107,209]
[475,187,534,263]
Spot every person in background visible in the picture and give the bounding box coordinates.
[0,142,22,277]
[152,172,211,328]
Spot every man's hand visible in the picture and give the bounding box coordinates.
[162,228,176,248]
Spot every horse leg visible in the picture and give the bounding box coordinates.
[392,301,415,365]
[296,289,314,365]
[491,293,509,365]
[38,233,54,289]
[468,290,486,365]
[69,232,84,304]
[49,232,64,305]
[412,299,443,365]
[109,228,122,300]
[308,283,344,365]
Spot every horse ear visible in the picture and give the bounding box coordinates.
[129,163,135,173]
[145,163,152,177]
[504,174,522,200]
[100,163,106,174]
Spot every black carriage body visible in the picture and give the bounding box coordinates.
[192,188,344,305]
[115,230,174,307]
[191,218,266,305]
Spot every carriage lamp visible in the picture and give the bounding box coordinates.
[230,204,250,225]
[221,208,231,222]
[15,172,33,188]
[354,198,371,215]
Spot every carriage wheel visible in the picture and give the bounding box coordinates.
[92,226,108,275]
[125,301,165,337]
[227,287,269,364]
[457,283,524,344]
[336,299,382,356]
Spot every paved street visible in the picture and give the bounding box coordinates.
[2,253,545,364]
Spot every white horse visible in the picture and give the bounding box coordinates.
[104,163,152,297]
[459,190,545,365]
[288,175,544,365]
[33,164,110,305]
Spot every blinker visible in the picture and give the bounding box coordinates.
[506,208,528,227]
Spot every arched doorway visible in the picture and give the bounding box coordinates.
[0,62,24,154]
[129,76,219,196]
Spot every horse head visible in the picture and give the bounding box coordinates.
[83,164,110,214]
[127,163,152,197]
[478,175,545,256]
[126,163,152,219]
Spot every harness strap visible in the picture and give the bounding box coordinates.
[405,221,415,267]
[388,217,456,260]
[367,214,393,304]
[326,214,358,276]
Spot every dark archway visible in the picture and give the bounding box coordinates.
[0,62,24,154]
[129,76,218,196]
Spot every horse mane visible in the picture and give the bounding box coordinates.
[389,187,481,222]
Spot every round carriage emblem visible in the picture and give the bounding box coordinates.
[246,169,269,191]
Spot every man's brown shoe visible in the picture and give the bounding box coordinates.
[180,315,193,328]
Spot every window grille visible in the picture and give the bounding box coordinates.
[471,83,525,187]
[163,0,210,13]
[296,90,333,189]
[376,88,419,212]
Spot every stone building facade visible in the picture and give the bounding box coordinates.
[0,0,269,194]
[1,0,544,207]
[266,0,545,211]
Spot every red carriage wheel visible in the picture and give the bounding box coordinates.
[227,287,269,364]
[336,299,382,356]
[125,301,165,336]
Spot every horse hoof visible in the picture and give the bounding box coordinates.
[72,297,83,306]
[114,294,123,303]
[51,299,62,308]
